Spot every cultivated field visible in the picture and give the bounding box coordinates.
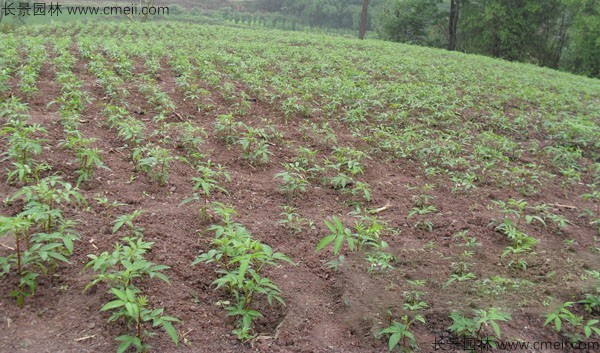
[0,21,599,352]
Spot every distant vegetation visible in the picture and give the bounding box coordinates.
[1,0,598,77]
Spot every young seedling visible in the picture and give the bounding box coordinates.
[448,308,511,350]
[138,146,174,186]
[274,170,308,197]
[101,287,180,353]
[0,214,78,306]
[85,230,178,352]
[278,206,310,235]
[377,312,425,352]
[180,164,230,220]
[194,207,293,340]
[544,301,600,342]
[74,147,109,186]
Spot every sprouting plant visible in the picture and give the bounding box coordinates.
[180,164,230,220]
[85,232,178,352]
[295,146,319,169]
[176,121,206,157]
[325,255,346,271]
[278,205,310,235]
[327,146,368,176]
[116,118,146,148]
[1,121,47,164]
[582,189,600,230]
[112,210,145,238]
[95,196,127,227]
[316,217,357,256]
[377,313,425,352]
[74,147,109,186]
[193,211,293,340]
[544,301,600,342]
[316,215,386,257]
[402,290,428,311]
[0,214,78,306]
[274,170,308,196]
[330,173,354,190]
[453,230,480,248]
[100,287,180,353]
[491,199,543,255]
[237,128,273,165]
[7,176,86,231]
[349,181,372,202]
[6,161,51,185]
[407,204,437,218]
[448,308,511,350]
[444,261,477,288]
[214,114,243,144]
[366,251,396,273]
[405,187,437,231]
[138,146,174,186]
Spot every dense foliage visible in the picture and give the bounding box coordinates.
[247,0,600,77]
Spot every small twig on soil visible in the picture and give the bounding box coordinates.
[369,201,392,214]
[180,329,194,339]
[252,317,285,344]
[548,203,577,210]
[74,335,95,342]
[0,243,15,251]
[172,112,184,121]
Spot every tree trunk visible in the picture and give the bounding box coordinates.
[551,10,568,68]
[358,0,369,40]
[448,0,459,50]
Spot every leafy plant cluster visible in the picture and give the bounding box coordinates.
[16,38,47,97]
[377,280,429,352]
[1,98,50,185]
[1,176,85,306]
[317,214,394,273]
[85,210,180,353]
[51,40,108,186]
[193,203,293,340]
[544,270,600,343]
[180,162,231,220]
[448,307,512,351]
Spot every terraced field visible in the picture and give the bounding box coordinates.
[0,21,599,352]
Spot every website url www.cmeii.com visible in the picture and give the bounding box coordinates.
[431,338,600,351]
[1,2,170,17]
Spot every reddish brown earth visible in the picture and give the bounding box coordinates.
[0,33,599,353]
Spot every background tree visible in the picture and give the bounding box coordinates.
[377,0,445,46]
[359,0,370,39]
[448,0,459,50]
[561,0,600,76]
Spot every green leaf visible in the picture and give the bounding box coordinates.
[490,320,501,338]
[333,234,344,255]
[125,302,138,319]
[115,335,141,353]
[100,300,125,312]
[111,288,128,302]
[237,257,250,282]
[315,234,335,252]
[47,252,69,263]
[162,321,179,345]
[388,332,401,351]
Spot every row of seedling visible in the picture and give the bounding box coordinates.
[50,39,109,186]
[84,209,180,353]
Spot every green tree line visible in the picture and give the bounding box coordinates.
[252,0,599,78]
